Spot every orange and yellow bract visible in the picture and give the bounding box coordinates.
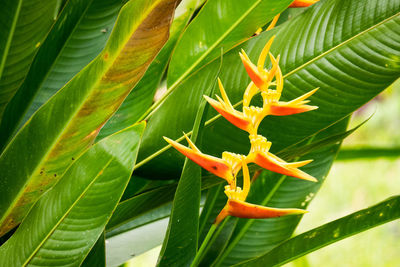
[164,7,320,224]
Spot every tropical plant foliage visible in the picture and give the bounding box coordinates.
[0,0,398,266]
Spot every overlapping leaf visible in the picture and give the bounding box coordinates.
[0,0,125,148]
[166,0,293,90]
[0,0,178,236]
[134,0,400,264]
[0,0,57,122]
[235,195,400,266]
[0,122,145,266]
[97,0,202,140]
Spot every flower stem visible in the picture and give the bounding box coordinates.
[191,223,218,267]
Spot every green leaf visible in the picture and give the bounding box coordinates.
[97,0,201,140]
[0,0,178,236]
[136,0,400,263]
[0,122,146,266]
[0,0,57,121]
[166,0,293,90]
[212,120,348,266]
[0,0,125,149]
[107,183,178,232]
[81,232,106,267]
[278,115,369,161]
[136,0,400,179]
[234,195,400,267]
[336,146,400,161]
[158,58,220,266]
[106,176,222,236]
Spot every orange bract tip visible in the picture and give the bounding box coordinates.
[270,88,319,116]
[240,51,265,89]
[254,152,318,182]
[226,199,307,219]
[204,95,251,132]
[163,136,233,182]
[289,0,319,8]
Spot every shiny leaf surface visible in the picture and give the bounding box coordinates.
[0,122,145,266]
[0,0,178,236]
[0,0,57,122]
[0,0,125,148]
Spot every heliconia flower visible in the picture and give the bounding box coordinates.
[214,161,307,224]
[204,78,265,134]
[289,0,319,8]
[163,134,243,184]
[247,135,318,182]
[239,37,278,92]
[269,88,319,116]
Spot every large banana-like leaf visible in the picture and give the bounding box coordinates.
[0,0,178,236]
[136,0,400,182]
[97,0,201,140]
[134,0,400,264]
[0,0,125,149]
[166,0,293,90]
[0,122,145,266]
[235,195,400,266]
[0,0,57,122]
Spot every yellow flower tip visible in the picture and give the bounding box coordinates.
[225,199,308,219]
[163,135,234,182]
[257,36,276,70]
[289,0,319,8]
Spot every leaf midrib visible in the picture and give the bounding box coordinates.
[0,0,23,79]
[143,0,265,120]
[134,10,400,170]
[8,0,95,141]
[0,0,160,227]
[23,158,113,266]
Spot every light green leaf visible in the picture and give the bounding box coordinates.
[0,0,57,121]
[136,0,400,179]
[166,0,293,90]
[0,0,178,236]
[234,195,400,266]
[0,122,145,266]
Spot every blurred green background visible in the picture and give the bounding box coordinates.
[287,79,400,267]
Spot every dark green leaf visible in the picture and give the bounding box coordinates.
[0,0,178,237]
[81,232,106,267]
[157,57,221,266]
[0,0,125,148]
[0,122,145,266]
[0,0,57,122]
